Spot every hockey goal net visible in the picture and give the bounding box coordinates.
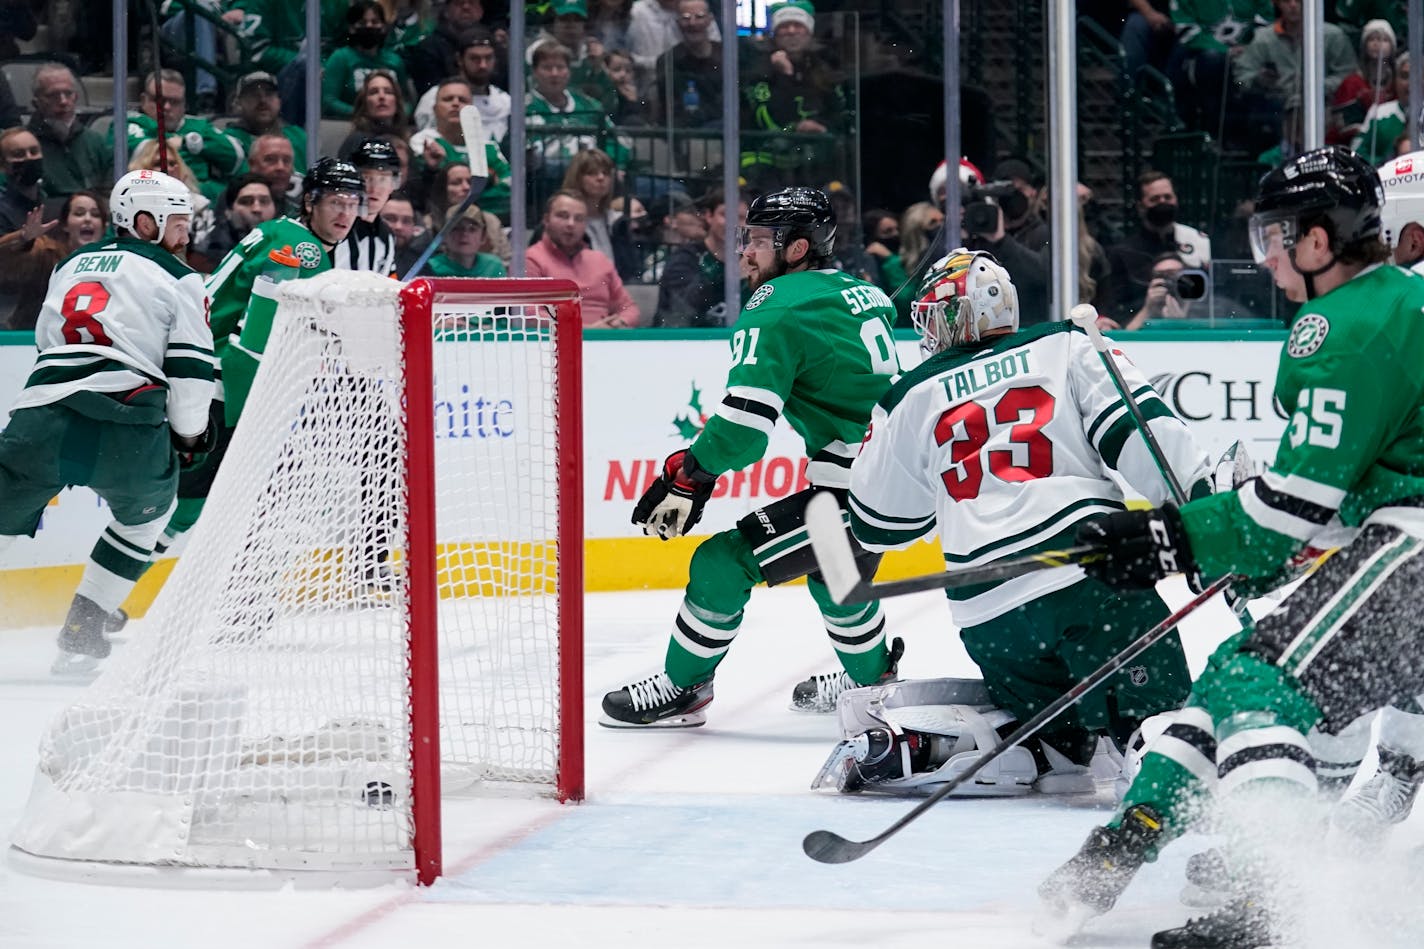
[9,272,584,885]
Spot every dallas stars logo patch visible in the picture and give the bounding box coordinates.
[1287,313,1329,358]
[294,241,324,269]
[746,284,774,309]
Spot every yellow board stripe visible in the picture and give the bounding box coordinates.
[0,538,945,628]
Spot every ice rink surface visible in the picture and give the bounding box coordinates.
[2,581,1422,949]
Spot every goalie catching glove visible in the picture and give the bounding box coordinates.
[632,449,716,540]
[1077,506,1197,590]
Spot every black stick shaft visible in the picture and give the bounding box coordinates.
[400,178,489,281]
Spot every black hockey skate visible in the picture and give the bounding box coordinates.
[1151,896,1274,948]
[52,594,112,675]
[1038,804,1164,917]
[790,637,904,713]
[57,594,112,659]
[600,671,714,727]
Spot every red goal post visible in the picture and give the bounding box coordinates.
[402,277,586,883]
[10,274,584,887]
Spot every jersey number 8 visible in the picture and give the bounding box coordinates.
[60,281,114,346]
[935,385,1055,501]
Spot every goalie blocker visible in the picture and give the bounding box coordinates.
[812,678,1148,798]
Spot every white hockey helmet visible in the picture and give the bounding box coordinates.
[1378,150,1424,252]
[910,249,1019,353]
[110,169,192,245]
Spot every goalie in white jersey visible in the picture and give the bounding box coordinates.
[815,250,1210,796]
[0,169,215,672]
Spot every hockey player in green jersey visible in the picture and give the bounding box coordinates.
[1040,146,1424,949]
[157,158,365,549]
[812,249,1207,797]
[601,187,905,727]
[0,170,214,671]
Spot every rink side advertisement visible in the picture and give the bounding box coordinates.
[0,329,1288,625]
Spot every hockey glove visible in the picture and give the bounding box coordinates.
[1076,506,1197,590]
[172,423,218,471]
[632,449,716,540]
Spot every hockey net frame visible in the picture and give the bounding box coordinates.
[8,274,584,887]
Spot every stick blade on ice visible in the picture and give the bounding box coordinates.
[802,829,873,864]
[804,492,861,605]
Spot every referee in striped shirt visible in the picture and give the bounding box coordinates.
[332,138,401,276]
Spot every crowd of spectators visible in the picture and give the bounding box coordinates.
[1110,0,1414,168]
[0,0,1412,334]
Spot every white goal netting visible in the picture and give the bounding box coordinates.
[10,272,580,877]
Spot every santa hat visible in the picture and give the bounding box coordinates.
[770,1,814,32]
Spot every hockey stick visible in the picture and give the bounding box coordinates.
[1068,304,1248,618]
[805,492,1104,604]
[802,572,1232,864]
[401,105,491,280]
[1068,304,1186,504]
[146,0,168,175]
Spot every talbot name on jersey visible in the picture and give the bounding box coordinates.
[940,351,1032,401]
[73,254,122,275]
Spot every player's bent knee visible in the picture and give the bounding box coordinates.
[1196,652,1321,736]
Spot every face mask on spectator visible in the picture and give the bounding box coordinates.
[351,26,385,47]
[878,235,900,255]
[1144,203,1176,228]
[10,158,43,187]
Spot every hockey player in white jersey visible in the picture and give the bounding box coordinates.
[0,169,215,671]
[815,250,1210,795]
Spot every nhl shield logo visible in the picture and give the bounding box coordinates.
[1128,665,1149,687]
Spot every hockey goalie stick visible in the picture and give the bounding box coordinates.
[801,572,1233,864]
[401,105,491,280]
[805,492,1104,604]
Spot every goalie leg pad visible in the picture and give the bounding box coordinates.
[834,676,995,738]
[815,699,1039,796]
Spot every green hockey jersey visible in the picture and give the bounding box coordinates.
[1181,264,1424,577]
[690,268,901,488]
[204,217,331,424]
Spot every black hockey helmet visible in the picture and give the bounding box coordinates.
[302,157,365,203]
[349,137,402,173]
[1248,146,1384,264]
[742,186,836,260]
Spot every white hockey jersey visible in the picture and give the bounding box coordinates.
[849,321,1209,625]
[11,237,215,439]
